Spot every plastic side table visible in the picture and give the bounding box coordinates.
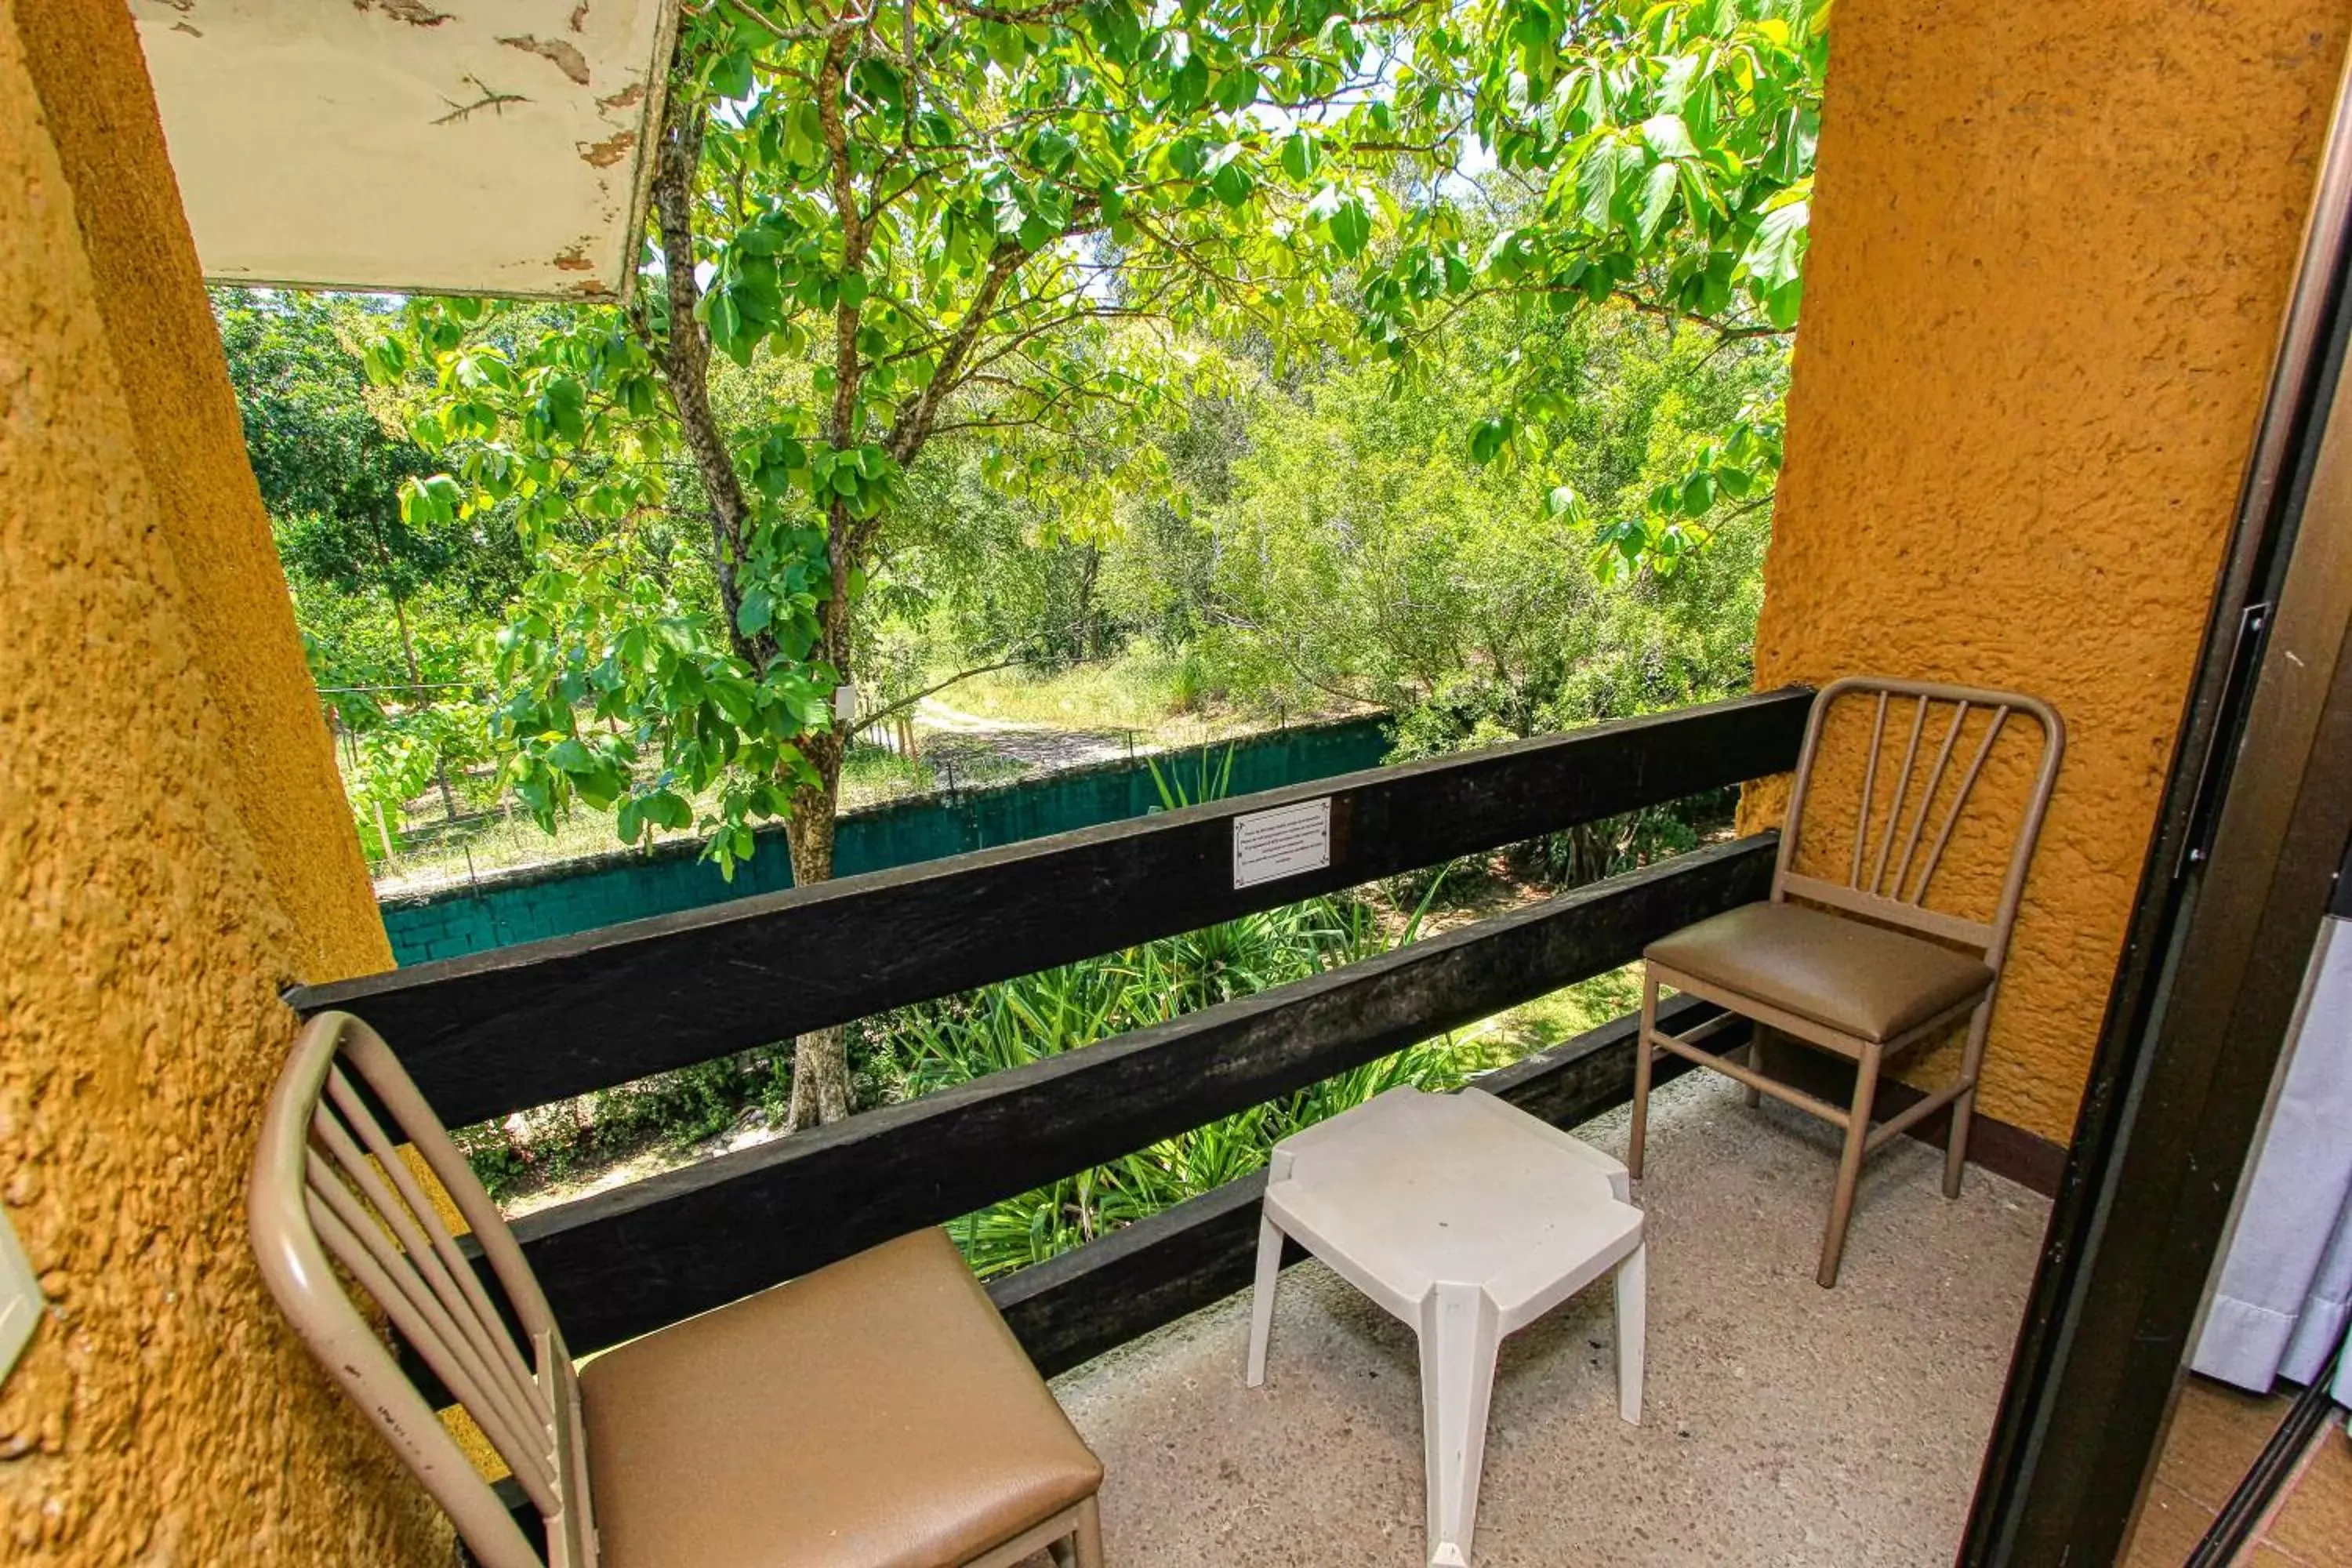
[1245,1086,1646,1568]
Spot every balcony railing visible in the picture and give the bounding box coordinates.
[291,688,1811,1377]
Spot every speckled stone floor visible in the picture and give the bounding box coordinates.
[1046,1070,2052,1568]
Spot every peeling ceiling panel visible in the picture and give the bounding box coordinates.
[129,0,678,300]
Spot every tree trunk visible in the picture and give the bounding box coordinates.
[648,82,775,675]
[782,727,848,1129]
[780,554,855,1130]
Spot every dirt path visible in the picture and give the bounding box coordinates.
[912,697,1142,772]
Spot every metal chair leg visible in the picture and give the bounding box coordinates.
[1629,968,1659,1180]
[1818,1040,1883,1288]
[1944,999,1996,1199]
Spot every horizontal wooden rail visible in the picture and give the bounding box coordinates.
[513,834,1779,1354]
[295,688,1810,1130]
[992,993,1737,1376]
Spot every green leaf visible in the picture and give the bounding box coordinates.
[1744,198,1810,290]
[546,737,596,773]
[710,51,754,100]
[1210,157,1254,208]
[705,287,742,347]
[1468,416,1512,465]
[1744,198,1810,328]
[1640,114,1697,162]
[737,586,775,637]
[540,377,587,444]
[732,224,784,257]
[1336,194,1374,258]
[644,789,693,831]
[361,336,407,385]
[1577,136,1634,229]
[1635,161,1679,245]
[1168,54,1210,114]
[399,473,463,525]
[1280,131,1319,181]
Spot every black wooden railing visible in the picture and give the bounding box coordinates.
[292,687,1812,1370]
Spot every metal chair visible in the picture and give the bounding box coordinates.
[249,1010,1105,1568]
[1628,677,2064,1287]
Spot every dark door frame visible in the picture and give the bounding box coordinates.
[1959,52,2352,1568]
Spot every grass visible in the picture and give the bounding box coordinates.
[361,647,1367,894]
[368,741,993,894]
[452,887,1477,1226]
[1491,963,1646,1053]
[942,646,1363,744]
[946,648,1209,732]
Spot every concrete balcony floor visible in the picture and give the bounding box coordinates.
[1048,1069,2052,1567]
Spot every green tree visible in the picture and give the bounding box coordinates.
[1203,299,1772,731]
[1347,0,1827,568]
[216,290,535,841]
[376,0,1406,1124]
[216,291,531,682]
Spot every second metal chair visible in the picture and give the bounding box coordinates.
[1629,677,2063,1287]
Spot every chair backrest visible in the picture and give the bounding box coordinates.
[249,1011,595,1568]
[1773,677,2065,971]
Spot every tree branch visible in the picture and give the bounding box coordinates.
[884,245,1029,465]
[649,77,774,673]
[848,655,1033,735]
[706,0,876,44]
[1610,289,1788,341]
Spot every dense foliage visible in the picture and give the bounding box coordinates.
[225,0,1827,1130]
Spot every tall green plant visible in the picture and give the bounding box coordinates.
[921,884,1464,1278]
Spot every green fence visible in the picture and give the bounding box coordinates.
[379,717,1393,965]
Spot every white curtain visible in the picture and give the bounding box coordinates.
[2191,916,2352,1404]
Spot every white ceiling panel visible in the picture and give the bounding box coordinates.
[131,0,677,299]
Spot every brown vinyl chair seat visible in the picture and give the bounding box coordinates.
[579,1228,1102,1568]
[1645,900,1994,1045]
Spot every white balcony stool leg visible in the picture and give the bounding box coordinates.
[1244,1207,1284,1388]
[1416,1280,1501,1568]
[1613,1239,1646,1426]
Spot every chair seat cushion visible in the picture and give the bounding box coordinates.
[579,1228,1102,1568]
[1645,900,1994,1044]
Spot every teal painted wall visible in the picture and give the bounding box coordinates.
[379,717,1392,965]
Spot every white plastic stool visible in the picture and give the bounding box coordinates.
[1245,1086,1646,1568]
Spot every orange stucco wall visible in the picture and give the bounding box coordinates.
[0,1,442,1561]
[13,0,388,983]
[1747,1,2351,1143]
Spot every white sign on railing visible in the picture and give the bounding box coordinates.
[1233,797,1333,890]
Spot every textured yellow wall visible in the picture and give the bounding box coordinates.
[0,1,445,1561]
[1748,1,2350,1142]
[14,0,389,984]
